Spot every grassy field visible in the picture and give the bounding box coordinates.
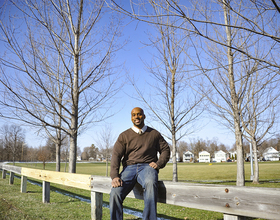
[1,161,279,219]
[17,161,280,186]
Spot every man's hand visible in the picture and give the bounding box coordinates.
[111,177,123,188]
[149,162,158,170]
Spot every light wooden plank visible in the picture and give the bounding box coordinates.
[3,165,22,174]
[90,175,144,199]
[90,177,280,220]
[21,168,91,190]
[158,182,280,220]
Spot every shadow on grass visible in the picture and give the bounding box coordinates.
[26,191,41,193]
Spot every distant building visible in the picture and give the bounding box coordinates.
[245,150,259,162]
[77,156,81,161]
[199,150,210,163]
[183,151,194,163]
[228,151,237,160]
[214,150,227,162]
[263,147,279,161]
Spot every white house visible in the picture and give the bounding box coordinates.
[183,151,194,163]
[228,151,237,160]
[263,147,279,161]
[199,150,210,163]
[214,150,227,162]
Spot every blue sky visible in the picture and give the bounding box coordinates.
[0,1,237,151]
[23,16,236,151]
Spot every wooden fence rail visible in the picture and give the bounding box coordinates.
[1,163,280,220]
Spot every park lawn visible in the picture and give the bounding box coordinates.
[0,174,93,220]
[0,171,225,220]
[16,161,280,186]
[3,161,278,219]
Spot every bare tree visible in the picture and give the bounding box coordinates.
[26,146,38,165]
[96,125,115,176]
[0,138,4,162]
[130,1,203,182]
[187,1,255,186]
[0,0,124,173]
[222,0,245,186]
[0,124,25,165]
[82,144,99,161]
[194,1,280,186]
[177,141,189,161]
[37,145,51,170]
[241,66,280,183]
[189,138,206,160]
[207,138,219,158]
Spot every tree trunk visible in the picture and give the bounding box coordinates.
[106,157,108,177]
[172,132,177,182]
[68,133,77,173]
[235,129,245,186]
[55,141,61,172]
[171,66,177,182]
[223,0,245,186]
[68,1,82,173]
[252,138,259,184]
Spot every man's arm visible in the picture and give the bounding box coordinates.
[156,133,170,169]
[110,134,126,180]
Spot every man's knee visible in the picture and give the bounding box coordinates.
[111,186,128,202]
[144,177,157,186]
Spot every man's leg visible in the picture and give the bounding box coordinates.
[110,165,137,220]
[137,164,158,220]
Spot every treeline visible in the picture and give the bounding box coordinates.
[0,124,111,166]
[2,123,279,166]
[0,125,71,166]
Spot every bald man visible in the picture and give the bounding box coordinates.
[110,107,170,220]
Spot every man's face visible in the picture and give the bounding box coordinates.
[131,108,145,129]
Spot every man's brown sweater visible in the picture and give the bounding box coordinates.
[110,126,170,179]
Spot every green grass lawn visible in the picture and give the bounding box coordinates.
[17,161,280,186]
[1,161,279,219]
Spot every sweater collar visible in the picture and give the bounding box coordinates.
[131,125,147,134]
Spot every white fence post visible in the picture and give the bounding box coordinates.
[91,191,103,220]
[21,176,27,193]
[42,181,50,203]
